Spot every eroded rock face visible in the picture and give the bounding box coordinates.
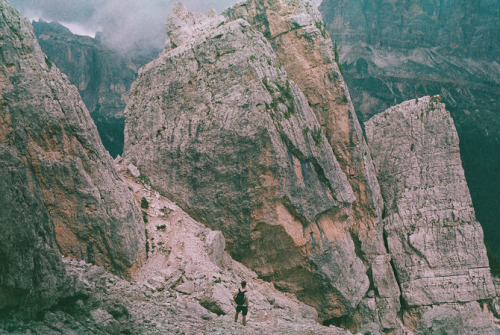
[365,96,496,331]
[123,2,375,321]
[122,1,494,332]
[0,0,145,312]
[404,301,498,335]
[225,1,401,330]
[0,159,353,334]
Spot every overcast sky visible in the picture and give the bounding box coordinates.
[10,0,322,52]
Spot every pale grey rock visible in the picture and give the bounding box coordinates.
[200,283,234,315]
[123,4,369,321]
[407,301,498,335]
[225,1,400,329]
[491,295,500,319]
[91,308,121,334]
[184,301,216,320]
[165,2,226,52]
[206,231,226,267]
[0,0,145,314]
[127,163,141,178]
[176,280,196,294]
[366,96,496,331]
[370,254,400,329]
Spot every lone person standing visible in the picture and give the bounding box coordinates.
[233,281,249,326]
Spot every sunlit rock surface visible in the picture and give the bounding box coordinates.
[366,96,497,333]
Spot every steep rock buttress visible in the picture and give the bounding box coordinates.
[123,1,400,331]
[0,0,145,313]
[365,96,497,334]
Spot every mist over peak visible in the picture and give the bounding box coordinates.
[11,0,304,53]
[10,1,325,53]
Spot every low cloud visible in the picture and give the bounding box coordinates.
[10,0,323,52]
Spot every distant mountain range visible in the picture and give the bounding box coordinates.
[33,20,159,157]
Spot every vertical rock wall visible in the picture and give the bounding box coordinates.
[122,1,496,333]
[365,96,497,333]
[0,0,145,312]
[123,2,376,322]
[225,0,400,331]
[123,2,402,330]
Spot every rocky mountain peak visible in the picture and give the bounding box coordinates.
[365,95,497,333]
[1,0,498,333]
[165,1,226,52]
[124,0,401,330]
[122,1,498,332]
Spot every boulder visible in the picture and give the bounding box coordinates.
[205,231,226,267]
[200,283,234,316]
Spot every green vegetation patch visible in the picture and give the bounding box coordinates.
[311,127,322,146]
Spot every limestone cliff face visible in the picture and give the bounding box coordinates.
[123,1,402,329]
[122,1,496,333]
[365,96,497,333]
[124,2,374,322]
[226,1,401,329]
[0,0,145,311]
[32,20,158,158]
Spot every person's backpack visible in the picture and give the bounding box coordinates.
[235,289,246,305]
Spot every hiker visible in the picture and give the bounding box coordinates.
[233,281,249,325]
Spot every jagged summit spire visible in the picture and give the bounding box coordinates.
[208,6,218,18]
[165,1,225,51]
[172,1,190,19]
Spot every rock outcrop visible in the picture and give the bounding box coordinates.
[32,20,158,157]
[0,0,145,312]
[123,1,403,331]
[319,0,500,262]
[124,1,365,321]
[0,160,351,335]
[365,96,497,333]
